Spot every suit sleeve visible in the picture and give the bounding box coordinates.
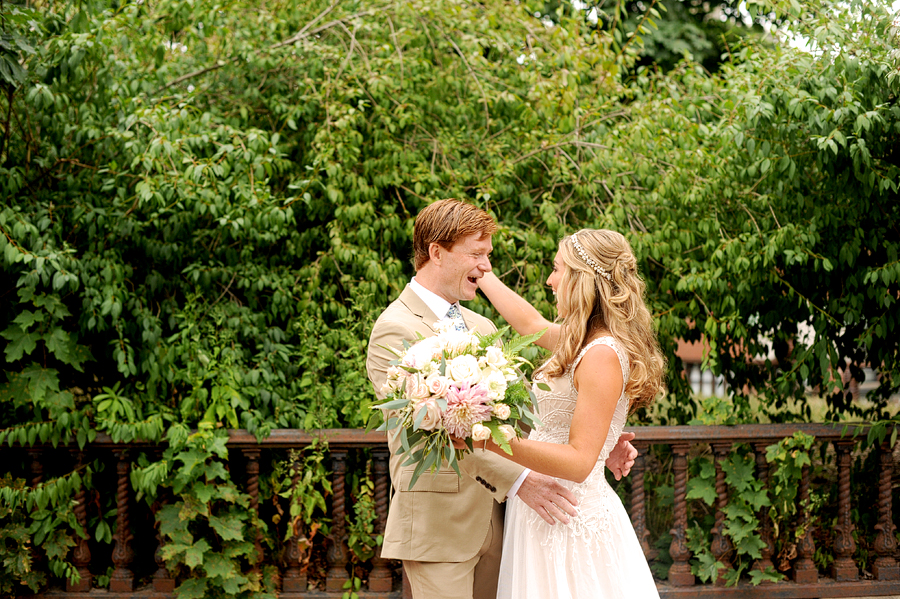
[366,316,414,402]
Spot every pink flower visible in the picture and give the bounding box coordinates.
[405,374,430,400]
[442,381,492,438]
[412,398,443,431]
[425,373,451,397]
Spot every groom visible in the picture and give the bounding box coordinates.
[366,199,637,599]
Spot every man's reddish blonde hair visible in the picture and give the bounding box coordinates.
[413,200,498,270]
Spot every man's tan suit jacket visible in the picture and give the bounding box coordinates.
[366,285,526,563]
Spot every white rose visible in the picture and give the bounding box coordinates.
[498,424,516,442]
[484,346,508,369]
[413,398,443,431]
[446,354,482,384]
[471,423,491,441]
[425,373,451,397]
[405,374,430,400]
[492,403,511,419]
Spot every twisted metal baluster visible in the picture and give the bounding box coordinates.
[831,440,858,581]
[244,449,264,569]
[668,443,694,586]
[710,443,733,585]
[67,451,92,592]
[752,443,775,579]
[630,442,651,558]
[282,455,307,592]
[325,450,349,592]
[872,439,899,580]
[792,463,818,584]
[109,451,134,592]
[368,449,393,591]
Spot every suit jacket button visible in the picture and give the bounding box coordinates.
[490,485,496,492]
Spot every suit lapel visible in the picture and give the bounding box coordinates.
[398,286,440,334]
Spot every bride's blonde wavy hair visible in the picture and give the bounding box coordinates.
[536,229,666,410]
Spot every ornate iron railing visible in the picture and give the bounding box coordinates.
[8,424,899,598]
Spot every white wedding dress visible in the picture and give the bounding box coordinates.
[497,337,660,599]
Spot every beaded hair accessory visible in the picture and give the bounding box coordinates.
[571,233,612,281]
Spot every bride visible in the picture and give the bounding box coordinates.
[471,229,665,599]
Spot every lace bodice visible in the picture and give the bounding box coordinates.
[526,336,631,545]
[530,336,630,461]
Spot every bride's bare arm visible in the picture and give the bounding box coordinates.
[477,272,560,350]
[483,344,623,483]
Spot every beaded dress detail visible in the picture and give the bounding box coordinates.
[497,337,659,599]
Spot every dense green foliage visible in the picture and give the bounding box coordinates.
[542,0,771,72]
[1,0,898,594]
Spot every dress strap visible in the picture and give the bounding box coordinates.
[568,336,630,390]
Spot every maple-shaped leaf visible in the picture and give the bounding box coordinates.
[175,449,208,478]
[0,370,29,409]
[160,542,190,561]
[209,513,245,541]
[743,486,771,511]
[724,515,758,543]
[183,538,211,569]
[686,476,717,506]
[179,496,210,521]
[33,293,71,319]
[42,529,75,561]
[203,551,237,579]
[735,533,766,560]
[692,551,722,583]
[12,310,44,330]
[21,364,61,403]
[215,484,249,507]
[2,326,39,362]
[192,483,216,504]
[201,460,228,482]
[175,577,208,599]
[222,540,255,558]
[44,327,75,366]
[221,573,249,595]
[697,457,716,479]
[158,505,187,537]
[722,454,755,492]
[724,502,755,525]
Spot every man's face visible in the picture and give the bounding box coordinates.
[432,233,493,303]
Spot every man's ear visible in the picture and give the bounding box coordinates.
[428,242,444,265]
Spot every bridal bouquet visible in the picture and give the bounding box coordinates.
[375,322,544,489]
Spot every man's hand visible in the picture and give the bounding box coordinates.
[606,432,638,481]
[516,471,578,526]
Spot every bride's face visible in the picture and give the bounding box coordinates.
[546,250,567,317]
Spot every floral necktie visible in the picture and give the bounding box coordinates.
[445,303,468,331]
